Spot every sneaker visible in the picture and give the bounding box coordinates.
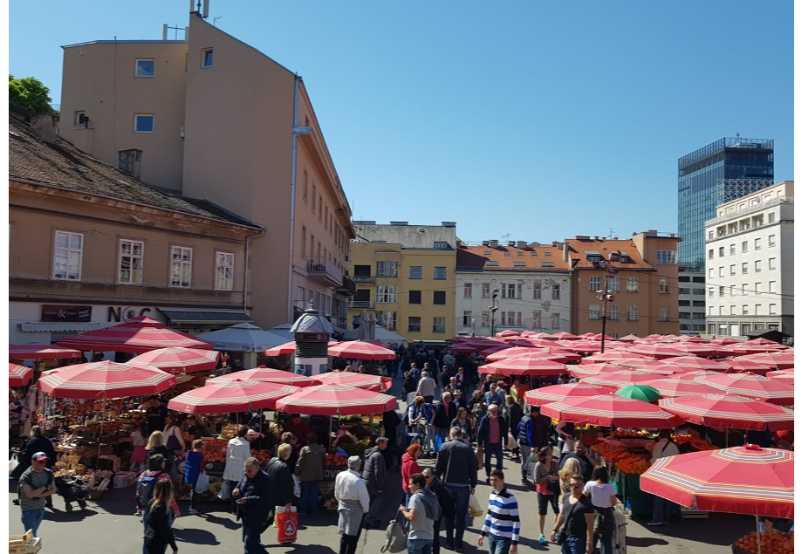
[538,534,547,545]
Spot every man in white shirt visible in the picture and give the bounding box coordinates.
[648,431,680,526]
[416,371,437,403]
[335,456,370,554]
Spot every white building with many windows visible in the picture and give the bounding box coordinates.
[704,181,793,337]
[455,241,572,336]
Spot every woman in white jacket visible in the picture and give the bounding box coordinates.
[221,425,251,502]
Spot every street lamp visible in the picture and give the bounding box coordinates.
[489,290,499,336]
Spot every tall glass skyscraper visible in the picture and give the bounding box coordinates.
[677,137,774,271]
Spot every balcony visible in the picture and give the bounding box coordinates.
[336,275,356,297]
[307,260,343,287]
[352,274,375,284]
[349,300,374,309]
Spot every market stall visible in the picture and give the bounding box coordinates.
[10,362,34,388]
[210,367,322,387]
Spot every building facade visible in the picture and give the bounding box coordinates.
[566,233,680,337]
[677,271,707,334]
[455,241,572,336]
[9,116,262,344]
[704,181,794,337]
[57,10,354,330]
[676,137,774,334]
[347,222,457,342]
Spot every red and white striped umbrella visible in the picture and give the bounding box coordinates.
[667,343,727,357]
[56,316,212,353]
[210,368,321,387]
[313,371,392,392]
[479,356,568,377]
[275,384,397,416]
[556,340,603,353]
[644,378,721,397]
[659,356,731,372]
[540,394,681,429]
[582,351,650,364]
[659,394,794,431]
[38,361,176,399]
[265,340,340,357]
[625,344,687,359]
[544,332,580,341]
[10,363,34,387]
[524,383,614,406]
[327,341,396,361]
[710,337,742,345]
[129,347,219,374]
[746,338,790,349]
[582,370,673,387]
[617,334,640,342]
[698,373,794,405]
[674,370,721,381]
[495,329,521,337]
[733,351,794,370]
[485,347,543,362]
[726,357,778,374]
[720,343,781,356]
[766,369,794,381]
[9,344,82,361]
[168,379,299,414]
[568,363,610,379]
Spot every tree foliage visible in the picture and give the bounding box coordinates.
[9,75,54,120]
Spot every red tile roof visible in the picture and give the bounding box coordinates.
[458,244,570,271]
[564,238,653,270]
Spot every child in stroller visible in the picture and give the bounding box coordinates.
[55,475,89,512]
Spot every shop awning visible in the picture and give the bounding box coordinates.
[18,322,108,333]
[157,308,252,326]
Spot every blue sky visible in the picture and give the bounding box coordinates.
[10,1,794,244]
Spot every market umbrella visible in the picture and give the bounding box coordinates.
[556,340,603,353]
[129,347,219,374]
[37,360,176,399]
[210,368,322,387]
[540,394,681,429]
[568,363,612,379]
[733,351,793,370]
[745,338,790,349]
[698,373,794,405]
[710,337,742,345]
[327,341,397,361]
[640,444,793,520]
[582,370,673,387]
[313,371,393,392]
[582,351,650,364]
[167,379,298,414]
[196,322,286,352]
[642,378,721,398]
[726,357,778,374]
[9,344,82,361]
[275,384,397,416]
[56,316,213,353]
[667,343,726,358]
[625,344,686,359]
[10,362,34,387]
[524,383,614,406]
[495,329,521,337]
[264,340,340,357]
[766,369,794,381]
[545,332,580,340]
[659,394,794,432]
[485,346,543,362]
[659,356,731,372]
[616,385,660,403]
[478,356,568,377]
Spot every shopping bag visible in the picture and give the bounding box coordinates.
[275,505,298,544]
[195,472,209,494]
[9,453,19,476]
[468,493,483,518]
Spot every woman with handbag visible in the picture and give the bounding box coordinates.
[550,476,595,554]
[533,447,560,545]
[583,466,618,554]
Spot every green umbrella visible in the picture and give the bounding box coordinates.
[616,384,660,403]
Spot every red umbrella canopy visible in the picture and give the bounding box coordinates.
[667,343,726,358]
[556,340,603,353]
[720,343,781,356]
[582,370,673,387]
[659,394,794,431]
[726,357,778,374]
[479,356,568,377]
[640,445,793,519]
[710,337,742,345]
[617,334,640,342]
[569,363,610,379]
[766,369,794,381]
[265,340,340,357]
[677,335,709,343]
[540,394,682,429]
[524,383,614,406]
[210,368,321,387]
[38,361,176,399]
[129,347,219,374]
[698,373,794,405]
[658,356,731,372]
[733,351,793,370]
[327,341,396,361]
[582,351,650,364]
[625,344,686,359]
[545,332,580,341]
[313,372,392,392]
[9,344,82,361]
[485,346,543,362]
[10,363,34,388]
[168,379,299,414]
[55,318,212,353]
[275,384,397,416]
[643,378,721,397]
[745,338,790,349]
[495,329,521,337]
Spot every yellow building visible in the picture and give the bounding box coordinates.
[348,222,457,342]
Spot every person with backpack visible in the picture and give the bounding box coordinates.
[479,469,520,554]
[422,468,451,554]
[18,451,55,537]
[143,480,178,554]
[399,473,436,554]
[136,454,172,517]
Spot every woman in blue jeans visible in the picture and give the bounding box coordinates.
[550,477,596,554]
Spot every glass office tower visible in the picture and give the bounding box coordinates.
[677,137,774,271]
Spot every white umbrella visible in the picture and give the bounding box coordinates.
[196,323,286,352]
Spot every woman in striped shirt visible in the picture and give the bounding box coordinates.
[478,469,520,554]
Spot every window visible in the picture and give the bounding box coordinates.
[692,300,705,307]
[718,267,724,277]
[607,276,619,292]
[768,258,776,270]
[409,266,423,280]
[532,310,542,329]
[134,114,154,133]
[768,234,776,247]
[589,276,601,291]
[353,264,371,278]
[769,303,777,315]
[52,230,83,280]
[742,283,748,296]
[627,305,639,321]
[312,185,317,213]
[215,251,235,290]
[626,277,639,292]
[303,170,308,203]
[729,264,736,275]
[656,250,675,264]
[552,284,560,300]
[768,281,776,293]
[169,246,192,288]
[742,304,749,315]
[481,283,490,298]
[382,311,397,331]
[589,304,601,320]
[730,305,736,316]
[463,283,472,298]
[201,47,214,68]
[729,244,735,255]
[481,311,490,328]
[376,261,398,277]
[118,149,142,178]
[768,212,775,223]
[742,241,748,253]
[658,278,668,293]
[719,286,725,296]
[742,262,748,274]
[658,306,669,322]
[708,268,714,279]
[408,317,421,333]
[135,58,155,77]
[376,286,396,304]
[718,246,725,257]
[433,291,446,305]
[608,304,619,321]
[533,280,542,299]
[73,110,89,128]
[462,311,472,327]
[408,290,421,304]
[755,260,762,273]
[754,238,761,251]
[118,239,144,284]
[432,317,446,333]
[708,287,714,297]
[301,226,307,258]
[433,266,447,280]
[754,282,761,294]
[433,241,450,250]
[708,249,714,260]
[755,304,762,315]
[729,285,735,297]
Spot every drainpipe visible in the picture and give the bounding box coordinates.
[243,235,250,313]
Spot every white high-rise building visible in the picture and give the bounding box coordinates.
[704,181,793,337]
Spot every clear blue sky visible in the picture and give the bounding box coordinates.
[10,1,794,244]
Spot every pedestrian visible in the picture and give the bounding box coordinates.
[477,404,507,484]
[146,431,172,475]
[558,457,584,508]
[233,457,272,554]
[533,446,560,545]
[280,431,300,474]
[221,425,251,503]
[478,469,520,554]
[136,454,172,517]
[532,405,554,450]
[382,409,403,468]
[483,382,505,407]
[264,443,296,511]
[516,406,536,484]
[422,468,452,554]
[433,392,458,449]
[401,443,423,504]
[584,466,618,554]
[417,371,437,404]
[404,363,421,397]
[15,426,57,480]
[17,451,55,537]
[505,395,523,462]
[449,406,474,444]
[130,420,149,473]
[399,473,435,554]
[335,456,370,554]
[295,432,325,516]
[143,480,179,554]
[559,443,593,483]
[556,421,577,459]
[648,431,680,527]
[434,427,477,552]
[550,476,596,554]
[183,439,204,514]
[363,436,389,526]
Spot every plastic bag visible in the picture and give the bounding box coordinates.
[292,475,301,498]
[275,505,298,544]
[468,493,483,518]
[9,453,19,476]
[218,479,233,501]
[195,472,209,494]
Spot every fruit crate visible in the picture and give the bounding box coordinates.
[9,531,42,553]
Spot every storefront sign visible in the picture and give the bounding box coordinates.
[41,305,92,322]
[107,306,153,322]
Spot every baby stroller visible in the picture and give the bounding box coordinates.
[55,475,89,512]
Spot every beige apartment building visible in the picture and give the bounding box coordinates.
[9,115,262,344]
[58,9,354,330]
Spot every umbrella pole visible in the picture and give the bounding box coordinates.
[756,514,761,554]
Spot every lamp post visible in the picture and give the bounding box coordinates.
[489,290,499,336]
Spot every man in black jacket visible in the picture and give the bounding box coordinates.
[234,457,272,554]
[423,468,452,554]
[476,404,508,484]
[362,437,388,528]
[433,392,458,449]
[263,443,295,509]
[434,427,477,552]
